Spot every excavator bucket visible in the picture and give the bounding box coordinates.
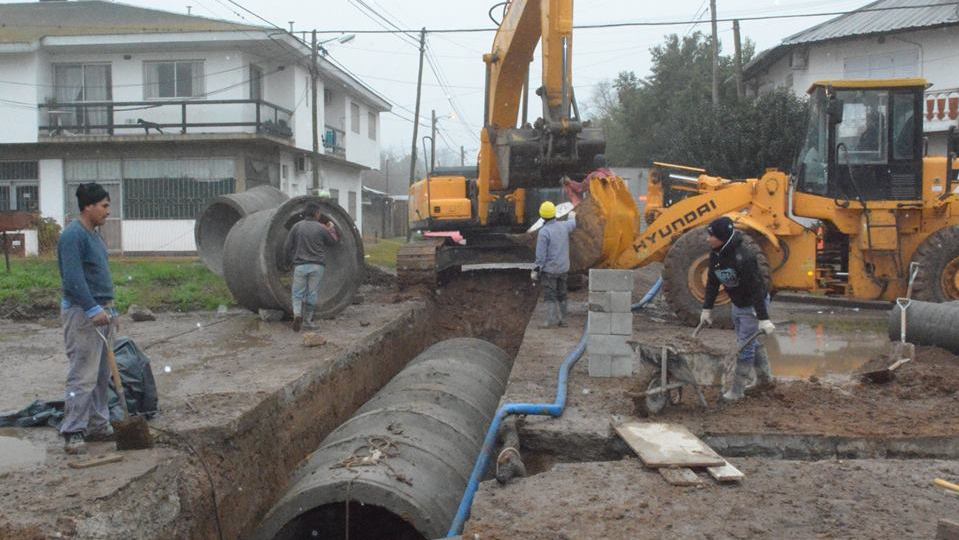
[568,174,639,273]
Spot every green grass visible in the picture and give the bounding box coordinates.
[0,256,233,313]
[364,237,406,270]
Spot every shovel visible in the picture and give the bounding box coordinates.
[95,325,153,450]
[862,264,919,383]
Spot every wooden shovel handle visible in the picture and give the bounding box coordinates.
[96,326,130,419]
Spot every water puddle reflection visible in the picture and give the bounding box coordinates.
[767,322,888,380]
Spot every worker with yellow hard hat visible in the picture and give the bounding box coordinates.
[533,200,577,328]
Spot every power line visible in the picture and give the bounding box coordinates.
[303,2,959,33]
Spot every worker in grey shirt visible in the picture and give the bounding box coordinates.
[532,201,577,328]
[284,202,338,331]
[57,182,117,455]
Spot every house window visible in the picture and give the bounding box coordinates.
[351,102,360,134]
[348,190,357,219]
[0,161,40,212]
[282,164,289,180]
[844,49,919,80]
[250,64,263,101]
[368,112,377,140]
[53,64,112,132]
[144,61,205,99]
[324,89,333,106]
[329,188,340,204]
[121,159,235,219]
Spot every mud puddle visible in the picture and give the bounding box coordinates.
[767,322,888,381]
[0,434,45,474]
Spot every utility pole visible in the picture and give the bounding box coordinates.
[409,28,427,186]
[460,145,465,166]
[733,19,744,100]
[311,30,320,191]
[710,0,719,107]
[430,109,437,173]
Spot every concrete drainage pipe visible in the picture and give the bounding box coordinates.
[253,338,512,540]
[222,196,364,319]
[889,300,959,354]
[194,186,289,276]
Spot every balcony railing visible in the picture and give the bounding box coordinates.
[925,88,959,131]
[38,99,294,139]
[324,125,346,157]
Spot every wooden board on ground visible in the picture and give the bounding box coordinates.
[614,421,725,468]
[707,460,745,482]
[938,519,959,540]
[658,467,702,486]
[68,453,123,469]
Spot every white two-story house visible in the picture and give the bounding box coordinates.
[744,0,959,157]
[0,0,389,254]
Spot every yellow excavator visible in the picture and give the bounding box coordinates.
[398,0,611,285]
[576,78,959,327]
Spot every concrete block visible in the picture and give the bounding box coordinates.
[609,291,633,313]
[589,269,635,292]
[610,355,634,377]
[588,354,612,377]
[587,311,611,334]
[610,312,634,336]
[588,334,632,356]
[588,291,612,313]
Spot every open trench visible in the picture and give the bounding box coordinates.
[158,269,540,540]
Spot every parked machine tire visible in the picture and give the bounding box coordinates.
[662,228,771,329]
[911,226,959,303]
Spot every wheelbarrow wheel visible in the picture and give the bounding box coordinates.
[634,371,669,417]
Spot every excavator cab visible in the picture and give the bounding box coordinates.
[796,80,925,203]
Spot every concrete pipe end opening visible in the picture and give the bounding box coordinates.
[195,186,289,276]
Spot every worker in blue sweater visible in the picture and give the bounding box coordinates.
[57,183,117,455]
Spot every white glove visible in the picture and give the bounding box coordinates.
[758,319,776,335]
[530,269,539,282]
[700,309,712,326]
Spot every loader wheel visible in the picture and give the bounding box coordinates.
[662,228,771,329]
[911,226,959,302]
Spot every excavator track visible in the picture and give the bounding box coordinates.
[397,235,538,288]
[397,237,447,289]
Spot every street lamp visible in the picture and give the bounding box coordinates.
[319,34,356,55]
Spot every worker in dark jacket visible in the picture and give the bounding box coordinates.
[700,216,775,401]
[284,202,338,332]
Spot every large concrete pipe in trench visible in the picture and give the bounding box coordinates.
[253,338,512,540]
[222,196,364,319]
[889,300,959,354]
[194,186,289,276]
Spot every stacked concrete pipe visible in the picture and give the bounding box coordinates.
[889,300,959,354]
[194,185,289,276]
[222,196,364,319]
[253,338,512,540]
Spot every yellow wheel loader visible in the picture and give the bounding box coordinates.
[577,78,959,328]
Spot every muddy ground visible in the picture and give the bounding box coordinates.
[465,457,959,539]
[0,270,537,539]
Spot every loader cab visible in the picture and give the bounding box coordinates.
[796,80,926,202]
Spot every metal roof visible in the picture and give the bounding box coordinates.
[0,0,263,44]
[745,0,959,78]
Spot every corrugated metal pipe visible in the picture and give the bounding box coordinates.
[253,338,512,540]
[889,299,959,354]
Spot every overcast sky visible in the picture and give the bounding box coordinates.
[18,0,873,160]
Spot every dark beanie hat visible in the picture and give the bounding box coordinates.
[707,216,735,243]
[76,182,109,210]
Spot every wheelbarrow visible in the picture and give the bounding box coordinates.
[627,329,765,417]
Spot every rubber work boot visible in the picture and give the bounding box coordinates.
[303,310,318,330]
[292,316,303,332]
[85,424,115,442]
[540,302,560,328]
[558,301,568,327]
[63,432,87,455]
[748,345,776,394]
[722,362,751,402]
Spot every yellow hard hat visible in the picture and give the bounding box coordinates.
[539,201,556,219]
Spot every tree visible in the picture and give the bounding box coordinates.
[589,32,806,179]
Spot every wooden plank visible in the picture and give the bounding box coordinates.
[658,467,702,486]
[707,460,745,482]
[614,421,725,468]
[938,519,959,540]
[68,453,123,469]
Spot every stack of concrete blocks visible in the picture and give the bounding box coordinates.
[587,269,635,377]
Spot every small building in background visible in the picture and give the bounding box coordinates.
[0,0,389,254]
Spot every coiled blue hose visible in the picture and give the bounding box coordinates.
[446,277,663,536]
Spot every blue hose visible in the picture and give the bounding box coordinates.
[446,277,663,537]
